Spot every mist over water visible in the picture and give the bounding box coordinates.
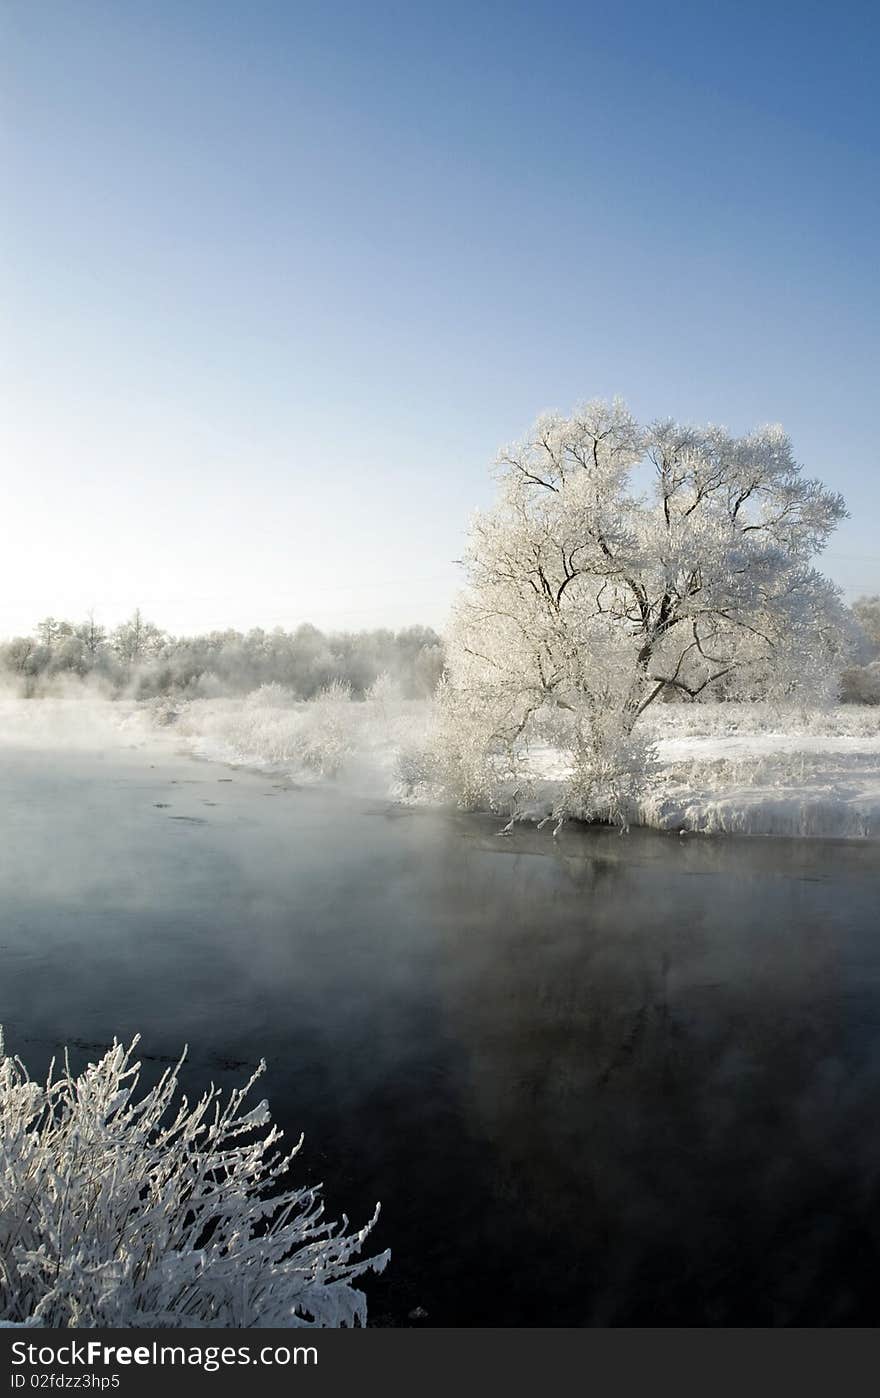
[3,729,880,1325]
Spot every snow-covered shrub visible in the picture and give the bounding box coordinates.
[0,1032,388,1328]
[552,711,657,829]
[169,687,434,792]
[393,731,437,799]
[142,695,181,727]
[294,681,355,775]
[183,697,309,764]
[426,670,656,828]
[244,682,299,708]
[172,686,355,775]
[424,678,517,812]
[364,672,404,721]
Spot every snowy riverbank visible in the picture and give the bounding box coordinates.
[2,694,879,839]
[643,706,880,837]
[164,695,880,840]
[507,709,880,837]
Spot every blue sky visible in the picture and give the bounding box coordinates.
[3,0,878,637]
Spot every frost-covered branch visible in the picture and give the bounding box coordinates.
[0,1033,389,1328]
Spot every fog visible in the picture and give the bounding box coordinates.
[0,686,147,751]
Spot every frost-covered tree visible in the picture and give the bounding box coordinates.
[840,596,880,703]
[111,609,165,666]
[76,612,108,659]
[0,1032,388,1328]
[852,596,880,657]
[0,637,38,675]
[440,399,849,819]
[35,617,73,649]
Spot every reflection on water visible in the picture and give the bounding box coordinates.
[2,745,880,1324]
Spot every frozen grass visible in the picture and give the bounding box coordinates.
[635,748,880,838]
[644,701,880,741]
[585,704,880,837]
[170,681,432,790]
[173,683,359,776]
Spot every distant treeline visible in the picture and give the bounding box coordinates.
[0,611,445,699]
[3,597,879,703]
[841,595,880,705]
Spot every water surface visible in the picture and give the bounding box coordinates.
[2,741,880,1325]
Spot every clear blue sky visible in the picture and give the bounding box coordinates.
[2,0,878,637]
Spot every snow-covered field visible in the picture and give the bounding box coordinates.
[634,708,880,838]
[515,706,880,838]
[2,693,879,839]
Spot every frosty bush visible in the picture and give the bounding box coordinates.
[426,678,522,813]
[244,682,299,708]
[552,711,657,829]
[170,687,433,792]
[0,1032,388,1328]
[173,685,355,775]
[295,681,355,775]
[364,672,406,727]
[392,731,438,800]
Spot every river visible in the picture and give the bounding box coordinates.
[2,738,879,1325]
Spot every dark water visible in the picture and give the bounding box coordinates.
[2,741,880,1326]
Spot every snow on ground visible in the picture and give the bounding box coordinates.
[641,736,880,839]
[641,704,880,838]
[524,707,880,838]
